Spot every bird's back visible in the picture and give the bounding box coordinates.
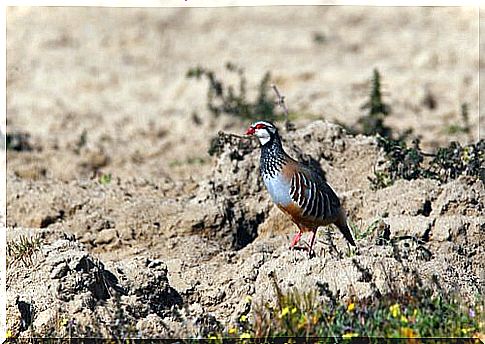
[285,159,341,226]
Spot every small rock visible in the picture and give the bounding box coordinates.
[94,228,118,245]
[384,215,433,239]
[432,216,470,242]
[79,231,95,244]
[32,308,57,333]
[80,150,109,170]
[28,211,61,228]
[165,258,183,272]
[14,164,47,180]
[146,258,164,269]
[136,313,167,338]
[50,263,69,279]
[168,274,192,294]
[188,302,204,316]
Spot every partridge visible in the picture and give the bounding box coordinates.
[245,121,356,255]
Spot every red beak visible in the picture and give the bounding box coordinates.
[245,126,255,135]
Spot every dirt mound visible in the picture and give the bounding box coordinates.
[8,234,169,337]
[6,231,225,338]
[7,121,377,255]
[6,121,483,338]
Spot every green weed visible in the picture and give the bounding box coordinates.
[224,280,482,339]
[313,32,327,44]
[370,137,484,189]
[187,62,276,122]
[444,103,472,135]
[349,218,381,241]
[357,68,392,137]
[7,235,42,268]
[98,173,112,185]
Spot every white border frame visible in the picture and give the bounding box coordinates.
[1,1,482,342]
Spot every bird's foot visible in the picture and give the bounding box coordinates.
[295,240,317,258]
[289,242,316,258]
[308,248,316,259]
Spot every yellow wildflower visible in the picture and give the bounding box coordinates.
[291,307,298,314]
[244,295,252,303]
[342,332,359,339]
[347,303,356,312]
[6,330,13,339]
[280,306,290,317]
[413,309,418,317]
[461,327,475,334]
[240,332,251,339]
[228,327,237,334]
[59,317,69,327]
[297,318,307,330]
[400,327,416,337]
[400,315,408,323]
[239,315,247,322]
[390,303,400,318]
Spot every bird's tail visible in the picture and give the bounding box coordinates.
[335,209,356,246]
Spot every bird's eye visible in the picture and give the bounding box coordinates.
[255,123,266,129]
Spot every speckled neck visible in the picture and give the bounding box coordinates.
[260,133,287,179]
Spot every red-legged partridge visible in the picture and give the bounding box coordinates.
[245,121,356,255]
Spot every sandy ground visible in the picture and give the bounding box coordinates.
[5,5,483,338]
[7,6,479,180]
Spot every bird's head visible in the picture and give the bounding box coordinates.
[245,120,278,146]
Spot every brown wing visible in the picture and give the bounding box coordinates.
[289,167,341,223]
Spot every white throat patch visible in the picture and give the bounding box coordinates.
[255,128,271,146]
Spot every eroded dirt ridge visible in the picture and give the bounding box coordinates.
[6,121,483,338]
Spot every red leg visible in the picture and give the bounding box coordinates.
[290,231,302,248]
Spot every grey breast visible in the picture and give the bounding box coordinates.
[263,173,292,206]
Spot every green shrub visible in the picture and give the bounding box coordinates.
[6,131,32,151]
[357,68,392,137]
[370,137,484,189]
[445,103,471,135]
[187,62,276,122]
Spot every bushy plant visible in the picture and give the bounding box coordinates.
[370,137,484,189]
[358,68,392,137]
[187,62,276,122]
[7,235,42,268]
[6,131,32,151]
